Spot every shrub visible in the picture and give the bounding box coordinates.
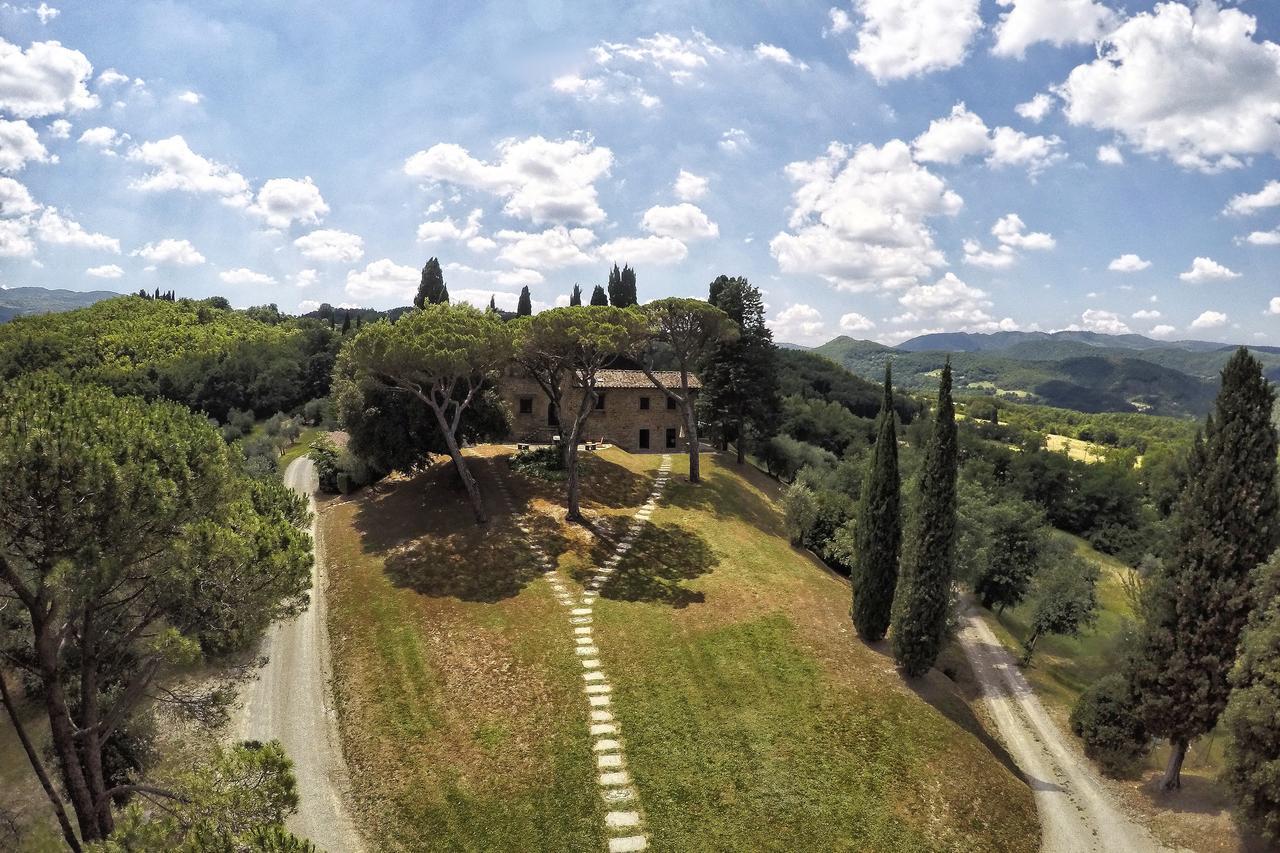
[782,482,818,546]
[759,434,836,482]
[509,445,566,481]
[1070,674,1149,776]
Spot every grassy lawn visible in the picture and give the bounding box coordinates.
[279,426,322,468]
[324,447,1038,852]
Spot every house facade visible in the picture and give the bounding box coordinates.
[500,368,700,453]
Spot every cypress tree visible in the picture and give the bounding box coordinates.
[488,295,498,313]
[702,275,780,464]
[1128,347,1280,790]
[414,257,448,307]
[852,364,901,642]
[619,264,637,307]
[341,312,351,334]
[590,284,608,306]
[570,283,582,306]
[607,263,623,306]
[516,285,532,316]
[891,359,958,677]
[1222,552,1280,842]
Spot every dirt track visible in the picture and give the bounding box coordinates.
[237,457,363,852]
[957,600,1168,852]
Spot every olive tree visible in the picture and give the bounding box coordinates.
[513,306,646,521]
[341,303,513,523]
[0,377,312,847]
[633,297,737,483]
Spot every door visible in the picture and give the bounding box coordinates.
[638,428,650,450]
[665,427,677,448]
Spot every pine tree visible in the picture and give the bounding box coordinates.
[891,359,958,677]
[590,284,608,306]
[414,257,448,308]
[851,364,901,642]
[517,285,532,316]
[1222,551,1280,842]
[701,275,779,464]
[1128,347,1280,790]
[570,283,582,306]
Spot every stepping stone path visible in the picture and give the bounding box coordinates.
[491,454,673,853]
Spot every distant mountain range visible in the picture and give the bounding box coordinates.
[806,331,1280,417]
[0,286,120,323]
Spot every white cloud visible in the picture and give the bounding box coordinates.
[291,269,318,288]
[297,299,321,314]
[754,43,808,70]
[992,0,1116,59]
[771,303,827,343]
[825,7,854,37]
[1268,297,1280,316]
[1108,253,1151,272]
[894,272,1015,331]
[1224,180,1280,217]
[344,258,419,303]
[641,203,718,241]
[673,169,708,201]
[5,3,61,24]
[0,218,33,256]
[0,38,98,117]
[1190,310,1228,330]
[1149,324,1177,338]
[1180,256,1241,284]
[850,0,982,82]
[1132,309,1161,320]
[177,90,201,105]
[551,72,659,109]
[1057,2,1280,172]
[0,176,38,215]
[219,267,275,285]
[85,263,122,279]
[416,208,484,243]
[246,177,328,229]
[912,103,1064,174]
[592,30,724,81]
[127,135,251,205]
[1244,230,1280,246]
[34,207,119,252]
[46,117,69,138]
[770,139,962,291]
[840,312,875,332]
[293,228,364,263]
[0,119,50,171]
[719,127,750,153]
[992,213,1055,250]
[95,68,129,87]
[494,268,544,286]
[597,234,688,265]
[405,135,613,226]
[1077,308,1132,335]
[1096,145,1124,165]
[1015,93,1054,123]
[495,226,596,269]
[963,240,1017,269]
[77,125,125,150]
[131,238,205,266]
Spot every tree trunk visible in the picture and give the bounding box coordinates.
[684,403,700,483]
[0,671,81,851]
[38,627,101,841]
[1020,631,1039,666]
[566,440,582,522]
[1161,738,1188,791]
[735,414,746,465]
[424,398,486,523]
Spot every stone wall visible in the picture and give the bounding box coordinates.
[501,377,693,453]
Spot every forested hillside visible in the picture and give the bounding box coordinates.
[0,286,120,323]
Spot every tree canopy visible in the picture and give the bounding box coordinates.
[414,257,449,307]
[606,263,638,307]
[850,365,901,642]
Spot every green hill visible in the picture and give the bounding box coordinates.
[0,285,119,322]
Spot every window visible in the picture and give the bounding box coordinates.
[666,427,678,448]
[595,394,606,410]
[639,396,650,410]
[666,397,677,410]
[638,429,650,450]
[518,397,533,415]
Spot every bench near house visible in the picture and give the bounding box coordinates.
[501,368,700,453]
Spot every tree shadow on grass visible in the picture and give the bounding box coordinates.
[573,521,718,608]
[504,452,653,511]
[352,460,540,603]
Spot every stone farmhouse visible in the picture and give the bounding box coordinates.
[500,368,700,453]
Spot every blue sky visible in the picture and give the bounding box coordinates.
[2,0,1280,345]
